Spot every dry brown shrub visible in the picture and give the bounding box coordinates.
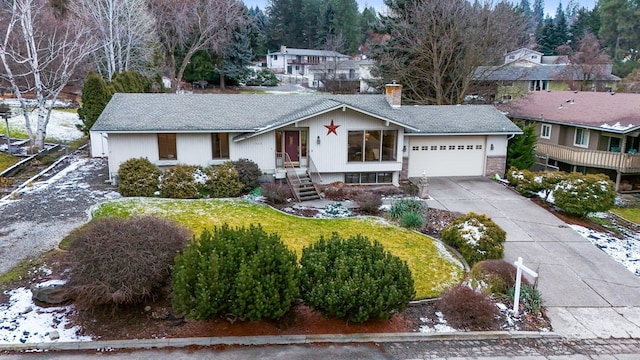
[435,285,499,330]
[65,216,190,311]
[468,259,530,296]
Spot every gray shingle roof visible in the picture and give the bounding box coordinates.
[474,64,620,82]
[91,93,521,136]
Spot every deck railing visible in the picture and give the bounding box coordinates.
[536,143,640,173]
[282,152,302,202]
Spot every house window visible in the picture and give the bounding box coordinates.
[467,145,474,150]
[348,130,397,162]
[608,137,621,152]
[541,124,552,139]
[412,146,419,151]
[476,145,483,149]
[212,133,229,159]
[574,128,589,148]
[508,55,515,60]
[529,80,548,91]
[272,55,278,60]
[448,145,455,150]
[158,133,177,160]
[345,172,393,184]
[421,146,428,150]
[531,55,538,59]
[430,146,437,150]
[440,145,446,150]
[458,145,465,150]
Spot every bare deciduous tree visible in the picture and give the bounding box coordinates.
[150,0,248,90]
[556,33,613,91]
[70,0,158,80]
[0,0,98,150]
[373,0,524,105]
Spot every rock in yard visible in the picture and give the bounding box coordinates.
[48,330,60,340]
[30,281,70,304]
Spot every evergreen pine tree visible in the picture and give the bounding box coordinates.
[77,72,112,135]
[221,24,254,89]
[507,123,537,170]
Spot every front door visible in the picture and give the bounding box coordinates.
[285,131,300,162]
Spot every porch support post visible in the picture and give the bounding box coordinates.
[615,136,628,192]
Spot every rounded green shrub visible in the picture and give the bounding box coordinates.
[435,285,498,330]
[117,157,161,197]
[172,224,299,321]
[205,162,244,198]
[159,164,206,199]
[66,216,190,310]
[440,212,506,267]
[299,233,415,323]
[554,172,616,217]
[232,158,262,194]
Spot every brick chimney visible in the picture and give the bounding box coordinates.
[385,82,402,108]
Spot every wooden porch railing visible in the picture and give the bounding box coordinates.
[536,143,640,173]
[282,152,302,202]
[307,155,323,196]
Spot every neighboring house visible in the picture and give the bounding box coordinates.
[473,48,620,102]
[307,59,378,93]
[498,91,640,192]
[266,46,350,76]
[90,84,521,200]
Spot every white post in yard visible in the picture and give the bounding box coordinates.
[513,257,538,314]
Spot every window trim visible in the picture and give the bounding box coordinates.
[574,128,590,148]
[345,172,393,184]
[347,130,397,163]
[212,133,230,159]
[541,124,552,139]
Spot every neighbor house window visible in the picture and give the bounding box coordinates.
[158,133,176,160]
[348,130,397,162]
[345,172,393,184]
[212,133,229,159]
[541,124,552,139]
[574,128,589,148]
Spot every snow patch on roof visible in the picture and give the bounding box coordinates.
[600,122,634,131]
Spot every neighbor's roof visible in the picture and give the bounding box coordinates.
[91,93,522,137]
[474,64,620,82]
[497,91,640,133]
[268,47,349,58]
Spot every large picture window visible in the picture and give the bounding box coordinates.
[348,130,397,162]
[212,133,229,159]
[158,133,176,160]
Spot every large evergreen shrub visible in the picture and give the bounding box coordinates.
[159,165,207,199]
[299,233,415,323]
[172,224,299,321]
[553,172,616,217]
[117,157,161,197]
[205,162,244,198]
[440,212,506,267]
[65,216,190,310]
[507,123,537,170]
[232,158,262,193]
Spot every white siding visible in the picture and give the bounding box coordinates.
[177,133,211,167]
[89,131,109,158]
[231,132,276,173]
[298,108,404,175]
[485,135,509,156]
[108,133,158,179]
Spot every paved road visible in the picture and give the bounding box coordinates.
[426,177,640,339]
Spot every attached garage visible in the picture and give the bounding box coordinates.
[407,136,486,177]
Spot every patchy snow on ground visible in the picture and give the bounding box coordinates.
[419,311,457,333]
[2,103,83,142]
[569,224,640,276]
[0,281,91,344]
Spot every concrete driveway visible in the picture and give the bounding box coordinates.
[426,177,640,339]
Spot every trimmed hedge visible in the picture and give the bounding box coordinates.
[436,285,498,330]
[117,158,161,197]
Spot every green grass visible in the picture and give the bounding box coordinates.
[611,207,640,224]
[0,152,20,172]
[0,257,44,286]
[93,198,465,299]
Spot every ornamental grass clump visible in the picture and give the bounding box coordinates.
[299,233,415,323]
[172,224,299,321]
[65,216,190,311]
[440,212,506,267]
[117,157,161,197]
[387,199,426,228]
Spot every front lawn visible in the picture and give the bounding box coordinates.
[92,198,465,299]
[0,152,20,172]
[611,207,640,224]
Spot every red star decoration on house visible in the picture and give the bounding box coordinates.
[324,120,340,135]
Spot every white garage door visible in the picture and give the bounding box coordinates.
[407,136,486,177]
